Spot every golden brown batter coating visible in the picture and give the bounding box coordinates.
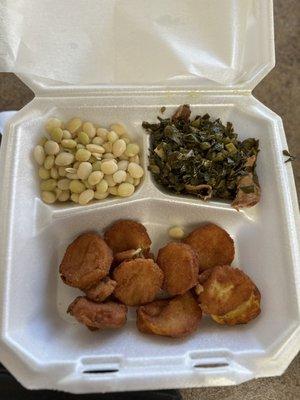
[199,265,255,316]
[184,224,234,271]
[67,297,127,330]
[104,220,151,254]
[113,258,163,306]
[59,233,113,289]
[137,291,202,338]
[157,242,199,295]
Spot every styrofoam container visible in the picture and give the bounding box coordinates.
[0,0,299,394]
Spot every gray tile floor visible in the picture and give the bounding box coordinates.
[0,0,299,398]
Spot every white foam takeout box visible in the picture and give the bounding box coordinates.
[0,0,299,394]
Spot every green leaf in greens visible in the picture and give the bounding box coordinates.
[144,105,260,201]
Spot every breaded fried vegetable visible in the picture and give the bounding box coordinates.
[84,277,117,302]
[137,291,202,338]
[184,224,234,271]
[211,287,261,325]
[67,297,127,331]
[60,233,113,289]
[199,265,255,316]
[113,259,163,306]
[104,220,151,254]
[157,242,199,295]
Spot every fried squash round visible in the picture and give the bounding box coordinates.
[199,265,255,315]
[104,220,151,254]
[67,296,127,331]
[84,277,117,302]
[184,224,234,271]
[113,258,164,306]
[157,242,199,295]
[211,287,261,325]
[136,291,202,338]
[60,233,113,290]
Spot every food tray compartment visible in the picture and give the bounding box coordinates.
[0,93,299,393]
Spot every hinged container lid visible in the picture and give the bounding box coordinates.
[0,0,274,93]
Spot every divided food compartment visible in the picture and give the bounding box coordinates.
[0,0,300,394]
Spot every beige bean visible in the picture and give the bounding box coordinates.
[50,167,59,179]
[125,143,140,157]
[67,118,82,134]
[94,191,109,200]
[125,173,134,184]
[118,153,129,161]
[82,122,96,139]
[34,145,46,165]
[50,127,63,143]
[57,178,70,190]
[70,193,79,203]
[117,183,135,197]
[96,179,109,193]
[44,155,55,170]
[88,171,104,186]
[110,123,127,136]
[78,189,94,205]
[62,130,72,139]
[76,143,85,150]
[39,167,51,180]
[69,180,86,194]
[75,149,91,162]
[129,155,140,164]
[127,162,144,179]
[102,142,113,153]
[55,152,74,166]
[102,152,114,160]
[92,137,104,145]
[40,179,57,191]
[58,166,67,177]
[58,190,70,202]
[104,174,116,187]
[117,160,129,171]
[113,170,127,184]
[41,191,56,204]
[96,128,109,140]
[107,131,118,143]
[109,186,119,196]
[101,159,118,175]
[112,139,126,157]
[78,131,90,145]
[44,140,60,155]
[168,226,185,240]
[77,162,93,180]
[133,178,141,187]
[45,118,62,134]
[61,139,77,149]
[86,144,105,154]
